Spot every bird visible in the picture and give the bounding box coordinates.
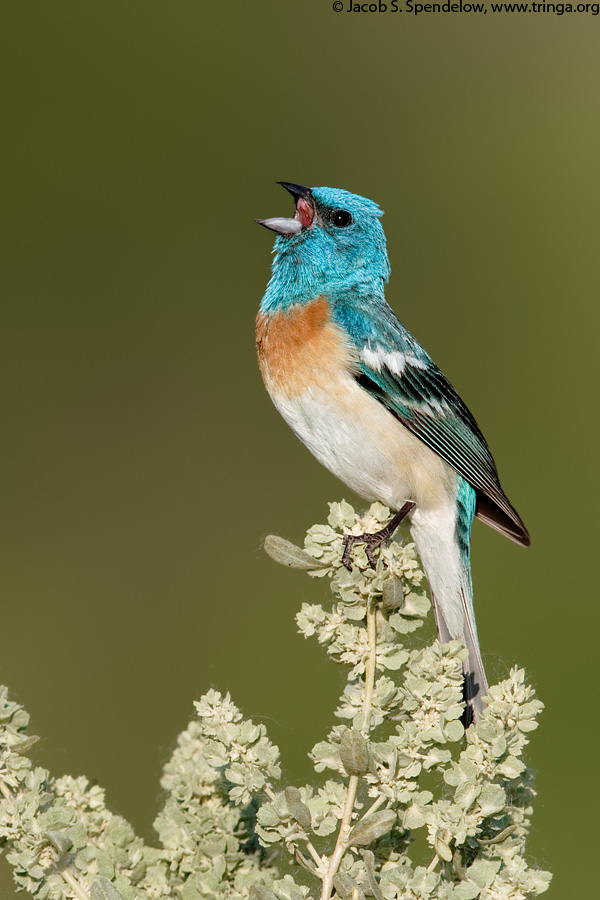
[255,182,529,722]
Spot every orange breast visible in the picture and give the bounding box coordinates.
[256,297,357,397]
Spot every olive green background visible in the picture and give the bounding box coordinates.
[1,2,597,896]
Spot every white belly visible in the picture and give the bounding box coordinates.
[267,372,456,512]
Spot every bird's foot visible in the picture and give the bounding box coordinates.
[342,530,388,570]
[341,501,415,571]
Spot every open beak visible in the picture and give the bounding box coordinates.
[256,182,316,235]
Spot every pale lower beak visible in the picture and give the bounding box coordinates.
[256,217,303,235]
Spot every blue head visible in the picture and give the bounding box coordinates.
[258,183,390,313]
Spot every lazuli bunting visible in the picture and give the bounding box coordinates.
[256,183,529,722]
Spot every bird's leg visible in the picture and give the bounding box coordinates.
[342,501,416,570]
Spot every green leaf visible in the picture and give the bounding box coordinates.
[434,832,453,861]
[91,878,125,900]
[497,755,526,779]
[402,803,426,830]
[284,787,312,830]
[451,883,480,900]
[402,591,430,617]
[363,850,385,900]
[380,648,409,670]
[264,535,317,569]
[340,729,369,775]
[11,735,39,754]
[455,782,481,810]
[490,735,507,758]
[328,500,357,529]
[43,830,73,857]
[382,576,404,610]
[250,885,278,900]
[349,810,396,846]
[478,784,506,817]
[445,719,465,742]
[466,858,501,889]
[333,874,359,900]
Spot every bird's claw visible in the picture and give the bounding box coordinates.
[342,531,386,571]
[341,503,416,571]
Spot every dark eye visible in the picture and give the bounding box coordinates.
[331,208,353,228]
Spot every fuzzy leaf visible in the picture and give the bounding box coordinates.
[382,576,404,610]
[349,810,396,846]
[264,535,317,569]
[497,755,526,779]
[333,874,360,899]
[434,832,453,861]
[466,858,502,888]
[340,729,369,775]
[478,784,506,817]
[250,886,278,900]
[284,786,312,830]
[44,830,73,857]
[91,878,125,900]
[451,883,480,900]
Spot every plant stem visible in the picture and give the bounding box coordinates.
[61,869,90,900]
[295,848,319,876]
[320,774,359,900]
[357,793,385,823]
[361,602,378,735]
[306,839,325,872]
[320,599,378,900]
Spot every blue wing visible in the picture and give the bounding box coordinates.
[330,295,530,546]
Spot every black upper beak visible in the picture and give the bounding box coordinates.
[277,182,312,201]
[255,182,313,235]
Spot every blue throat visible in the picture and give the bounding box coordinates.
[260,233,390,314]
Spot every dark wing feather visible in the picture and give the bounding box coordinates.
[335,300,529,546]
